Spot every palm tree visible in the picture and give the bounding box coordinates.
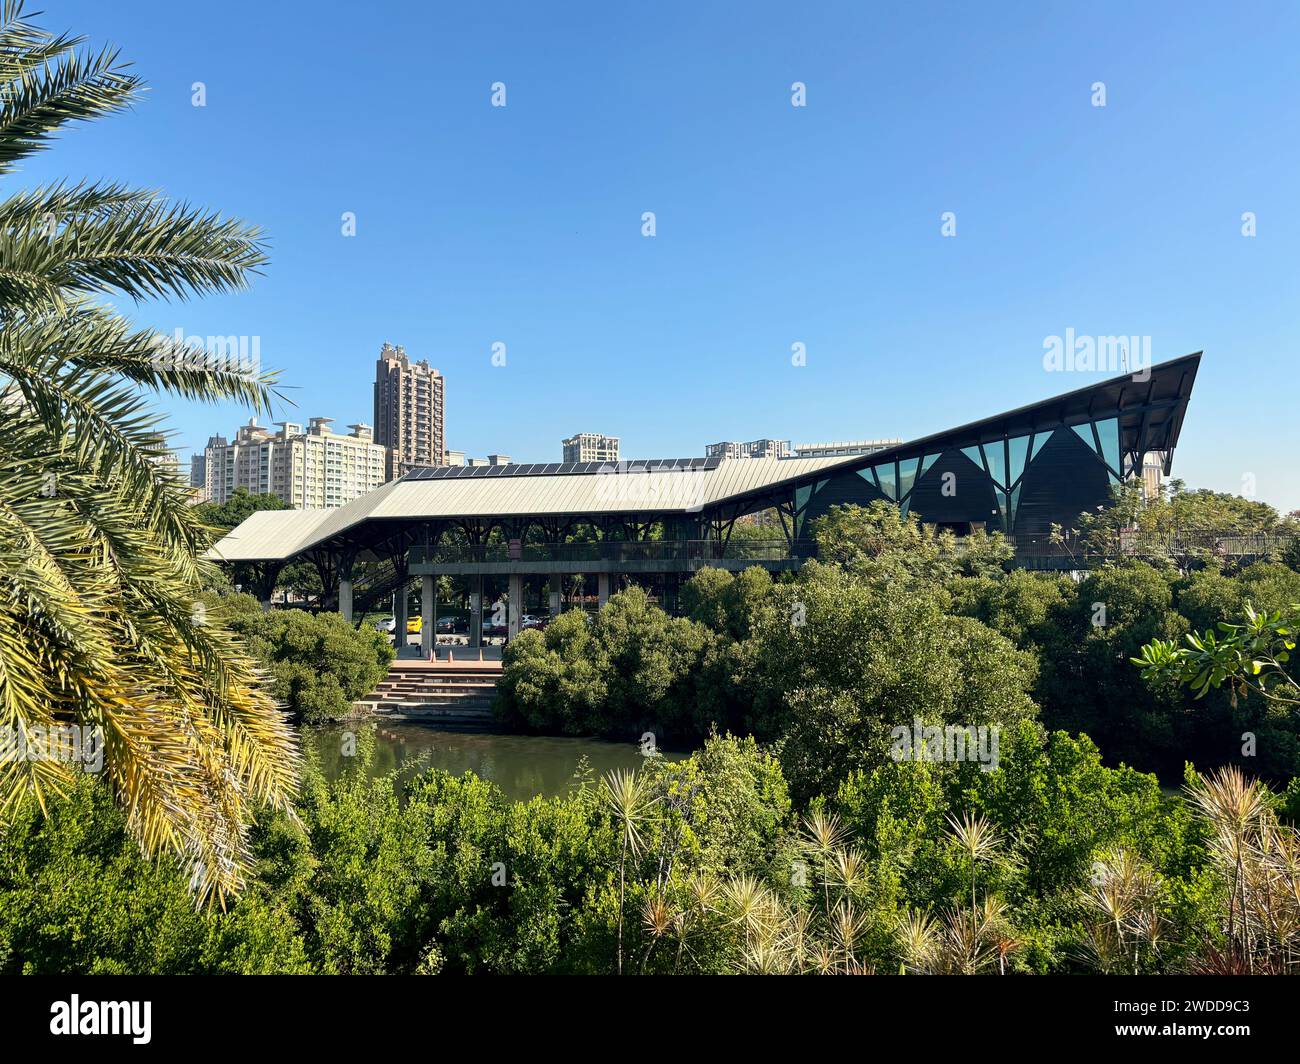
[602,767,657,973]
[0,1,297,906]
[947,811,1003,923]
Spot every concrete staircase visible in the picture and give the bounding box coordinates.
[354,660,502,728]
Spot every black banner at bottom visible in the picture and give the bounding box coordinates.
[0,974,1290,1051]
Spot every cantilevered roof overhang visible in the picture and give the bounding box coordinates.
[206,353,1201,564]
[844,351,1201,476]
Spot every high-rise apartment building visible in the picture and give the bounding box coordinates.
[705,438,791,460]
[189,451,207,498]
[1141,451,1166,501]
[563,432,620,463]
[198,417,387,508]
[373,342,445,478]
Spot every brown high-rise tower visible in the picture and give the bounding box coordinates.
[373,342,445,479]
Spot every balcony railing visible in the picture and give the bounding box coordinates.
[1010,531,1297,569]
[409,538,814,566]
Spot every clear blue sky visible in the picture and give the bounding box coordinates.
[22,0,1300,510]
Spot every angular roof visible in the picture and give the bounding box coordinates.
[204,453,864,561]
[206,353,1201,563]
[204,508,337,562]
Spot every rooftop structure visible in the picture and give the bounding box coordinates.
[208,354,1202,644]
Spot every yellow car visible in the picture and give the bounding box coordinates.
[406,617,422,634]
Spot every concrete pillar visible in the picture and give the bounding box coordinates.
[508,573,522,639]
[597,572,611,607]
[338,578,353,623]
[549,584,561,617]
[421,574,435,657]
[394,578,408,648]
[469,575,483,649]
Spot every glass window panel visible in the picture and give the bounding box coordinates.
[919,452,942,480]
[960,445,984,471]
[1071,423,1098,453]
[1010,483,1022,523]
[981,443,1007,488]
[1094,418,1121,475]
[874,463,897,501]
[1030,431,1052,462]
[795,485,811,513]
[857,468,877,489]
[1007,434,1031,485]
[897,457,921,499]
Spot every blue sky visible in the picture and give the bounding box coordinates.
[21,0,1300,510]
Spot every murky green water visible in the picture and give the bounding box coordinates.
[301,721,677,801]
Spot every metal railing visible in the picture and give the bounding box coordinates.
[1010,532,1297,570]
[409,538,815,566]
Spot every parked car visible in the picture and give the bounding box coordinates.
[436,615,468,633]
[406,616,422,634]
[521,614,546,630]
[376,617,396,633]
[482,620,508,638]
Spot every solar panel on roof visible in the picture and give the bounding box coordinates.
[397,457,719,482]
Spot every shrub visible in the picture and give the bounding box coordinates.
[215,593,394,722]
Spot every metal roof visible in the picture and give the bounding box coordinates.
[204,453,864,561]
[206,354,1202,563]
[204,508,337,562]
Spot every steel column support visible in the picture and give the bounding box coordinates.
[421,573,435,657]
[508,572,522,639]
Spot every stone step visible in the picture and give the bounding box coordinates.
[371,683,496,695]
[370,690,495,703]
[360,661,504,708]
[384,663,501,671]
[387,673,502,683]
[374,705,495,720]
[373,688,496,699]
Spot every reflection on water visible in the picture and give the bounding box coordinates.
[302,721,679,802]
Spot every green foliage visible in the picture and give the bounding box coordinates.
[193,486,288,532]
[1282,535,1300,573]
[1136,602,1298,709]
[751,561,1040,801]
[3,728,1294,975]
[1070,479,1285,565]
[948,568,1074,648]
[0,778,308,974]
[215,593,394,722]
[496,586,712,739]
[680,566,775,641]
[811,501,1013,582]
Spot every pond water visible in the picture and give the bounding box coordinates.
[301,721,678,802]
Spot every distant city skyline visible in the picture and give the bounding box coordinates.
[32,0,1300,512]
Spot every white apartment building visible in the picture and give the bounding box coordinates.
[705,438,791,460]
[198,417,387,508]
[563,432,620,463]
